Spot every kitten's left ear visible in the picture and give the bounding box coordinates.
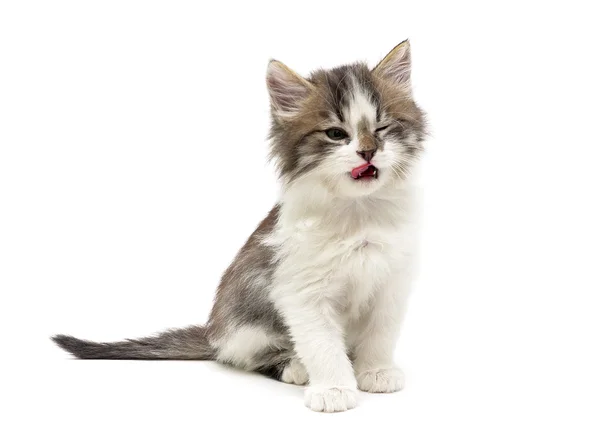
[372,40,412,92]
[266,60,313,118]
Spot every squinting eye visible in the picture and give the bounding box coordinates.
[375,125,390,133]
[325,128,348,141]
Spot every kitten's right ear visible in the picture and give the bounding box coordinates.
[372,40,412,93]
[266,60,312,118]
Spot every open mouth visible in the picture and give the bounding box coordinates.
[351,163,379,180]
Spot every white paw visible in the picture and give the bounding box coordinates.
[356,367,405,393]
[281,358,309,385]
[304,386,358,413]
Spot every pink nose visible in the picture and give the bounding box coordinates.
[357,149,376,162]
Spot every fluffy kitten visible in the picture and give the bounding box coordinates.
[53,40,426,413]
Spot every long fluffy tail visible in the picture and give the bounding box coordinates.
[52,325,214,360]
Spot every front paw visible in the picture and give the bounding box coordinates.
[356,367,405,393]
[304,386,358,413]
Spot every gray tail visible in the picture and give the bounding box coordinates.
[52,325,214,360]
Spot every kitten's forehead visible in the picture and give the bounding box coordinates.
[311,63,380,127]
[344,80,378,131]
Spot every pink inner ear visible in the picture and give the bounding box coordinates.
[267,63,310,113]
[267,77,304,112]
[374,43,411,88]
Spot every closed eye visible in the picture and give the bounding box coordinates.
[375,125,390,133]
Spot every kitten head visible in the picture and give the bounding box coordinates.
[267,41,426,197]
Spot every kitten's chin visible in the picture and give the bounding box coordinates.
[330,171,387,198]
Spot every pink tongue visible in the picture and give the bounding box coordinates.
[351,163,372,179]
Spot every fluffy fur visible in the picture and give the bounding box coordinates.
[53,40,426,413]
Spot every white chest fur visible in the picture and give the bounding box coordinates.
[267,182,416,326]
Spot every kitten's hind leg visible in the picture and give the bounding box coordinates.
[212,325,306,384]
[255,351,308,385]
[280,358,309,385]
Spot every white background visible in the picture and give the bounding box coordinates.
[1,1,599,437]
